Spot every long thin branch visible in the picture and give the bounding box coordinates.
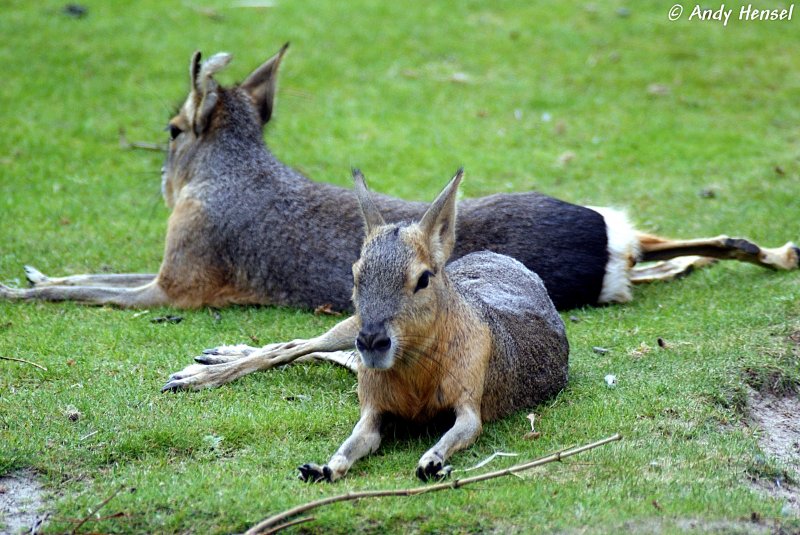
[0,355,47,371]
[244,433,622,535]
[259,516,315,535]
[71,485,127,535]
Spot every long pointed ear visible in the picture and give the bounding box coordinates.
[241,42,289,126]
[189,51,202,92]
[352,168,385,235]
[189,51,232,136]
[419,168,463,266]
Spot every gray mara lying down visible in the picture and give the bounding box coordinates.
[3,46,798,311]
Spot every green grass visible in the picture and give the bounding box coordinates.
[2,0,800,533]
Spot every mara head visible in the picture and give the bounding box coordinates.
[351,168,463,370]
[161,44,289,207]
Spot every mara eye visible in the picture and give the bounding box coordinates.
[414,270,433,293]
[167,124,182,140]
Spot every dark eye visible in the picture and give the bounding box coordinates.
[167,124,182,140]
[414,270,433,293]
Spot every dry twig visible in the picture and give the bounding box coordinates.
[244,433,622,535]
[71,485,128,534]
[0,355,47,371]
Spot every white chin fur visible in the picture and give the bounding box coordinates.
[586,206,640,304]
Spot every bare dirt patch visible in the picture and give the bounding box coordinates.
[747,389,800,516]
[0,470,46,534]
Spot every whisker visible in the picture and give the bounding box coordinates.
[392,340,476,399]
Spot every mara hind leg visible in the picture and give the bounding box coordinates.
[23,265,157,288]
[630,256,717,283]
[0,279,169,307]
[637,233,799,271]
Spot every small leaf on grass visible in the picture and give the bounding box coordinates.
[314,303,342,316]
[449,72,470,84]
[284,394,311,402]
[657,337,673,349]
[788,331,800,345]
[629,342,651,358]
[698,188,716,199]
[63,4,88,18]
[151,315,183,324]
[647,83,670,96]
[593,346,609,354]
[558,151,576,165]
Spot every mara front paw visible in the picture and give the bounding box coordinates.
[298,463,333,483]
[161,361,238,392]
[416,452,452,482]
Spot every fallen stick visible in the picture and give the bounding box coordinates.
[71,485,128,535]
[244,433,622,535]
[0,355,47,371]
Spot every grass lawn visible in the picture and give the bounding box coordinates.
[2,0,800,533]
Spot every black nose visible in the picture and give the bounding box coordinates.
[356,323,391,353]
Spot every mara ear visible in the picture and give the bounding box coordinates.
[352,168,385,235]
[189,51,202,92]
[241,42,290,126]
[419,168,463,266]
[189,51,232,136]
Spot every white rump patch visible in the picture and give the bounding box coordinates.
[586,206,640,304]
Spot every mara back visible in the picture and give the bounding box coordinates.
[448,251,570,422]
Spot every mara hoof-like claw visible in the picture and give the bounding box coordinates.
[298,463,332,483]
[195,354,235,365]
[416,460,452,482]
[161,381,183,393]
[24,265,48,286]
[201,344,256,357]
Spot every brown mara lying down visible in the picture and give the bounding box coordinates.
[2,45,798,311]
[169,170,570,482]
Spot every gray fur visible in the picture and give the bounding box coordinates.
[165,58,610,310]
[448,251,569,422]
[2,48,608,309]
